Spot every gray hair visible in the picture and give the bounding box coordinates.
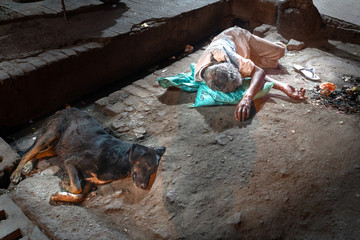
[202,61,242,93]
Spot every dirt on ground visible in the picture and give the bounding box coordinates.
[6,30,360,240]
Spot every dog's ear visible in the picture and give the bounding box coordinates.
[155,147,166,165]
[155,147,166,157]
[129,143,138,163]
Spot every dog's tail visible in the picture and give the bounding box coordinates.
[50,182,94,205]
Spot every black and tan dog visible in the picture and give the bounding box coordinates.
[10,108,166,204]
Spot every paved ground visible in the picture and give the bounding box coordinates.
[1,0,360,239]
[313,0,360,26]
[3,26,360,239]
[0,0,225,128]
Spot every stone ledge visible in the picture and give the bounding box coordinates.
[0,137,20,189]
[0,0,228,128]
[0,194,49,240]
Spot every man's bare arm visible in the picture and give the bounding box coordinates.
[265,76,307,100]
[234,66,265,121]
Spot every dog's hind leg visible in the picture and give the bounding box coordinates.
[22,145,57,176]
[63,158,82,194]
[11,131,61,184]
[50,181,93,205]
[35,145,57,159]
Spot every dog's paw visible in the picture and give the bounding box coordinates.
[22,161,34,175]
[10,171,23,184]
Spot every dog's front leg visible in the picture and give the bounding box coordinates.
[63,158,82,194]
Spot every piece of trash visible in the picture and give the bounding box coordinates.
[184,44,194,53]
[319,82,337,96]
[351,86,360,92]
[162,69,167,73]
[310,75,360,115]
[342,76,351,82]
[291,130,296,134]
[339,121,344,125]
[141,23,149,28]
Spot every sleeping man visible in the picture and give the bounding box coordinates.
[195,26,307,122]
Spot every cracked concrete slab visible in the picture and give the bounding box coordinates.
[7,30,360,238]
[0,194,49,240]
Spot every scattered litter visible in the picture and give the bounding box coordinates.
[339,121,344,125]
[342,76,351,82]
[319,82,337,96]
[291,130,296,134]
[310,76,360,115]
[141,23,149,28]
[162,69,167,73]
[184,44,194,53]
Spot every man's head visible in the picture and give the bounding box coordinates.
[202,61,242,93]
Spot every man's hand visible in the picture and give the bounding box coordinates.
[282,84,307,100]
[235,96,252,121]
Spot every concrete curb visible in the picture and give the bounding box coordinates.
[0,194,49,240]
[0,0,229,128]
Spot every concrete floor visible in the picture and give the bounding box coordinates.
[313,0,360,26]
[0,0,359,129]
[1,0,360,239]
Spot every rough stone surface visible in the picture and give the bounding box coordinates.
[226,212,242,226]
[1,1,360,240]
[0,0,227,127]
[10,174,129,240]
[231,0,278,25]
[0,194,49,240]
[277,0,323,41]
[0,137,20,189]
[0,70,10,82]
[287,39,306,51]
[253,24,273,38]
[5,40,360,239]
[25,57,47,69]
[0,61,25,78]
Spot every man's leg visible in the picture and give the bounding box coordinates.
[248,34,285,69]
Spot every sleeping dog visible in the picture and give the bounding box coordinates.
[10,108,166,204]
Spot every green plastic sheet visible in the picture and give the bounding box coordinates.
[157,63,273,107]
